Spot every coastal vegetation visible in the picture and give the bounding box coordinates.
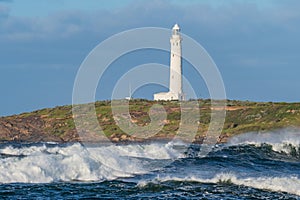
[1,99,300,143]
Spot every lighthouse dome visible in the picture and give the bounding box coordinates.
[172,23,180,30]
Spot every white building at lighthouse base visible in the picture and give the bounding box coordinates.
[154,92,182,101]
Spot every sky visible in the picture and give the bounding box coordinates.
[0,0,300,116]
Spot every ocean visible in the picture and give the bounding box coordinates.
[0,129,300,199]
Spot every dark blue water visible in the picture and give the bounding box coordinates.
[0,130,300,199]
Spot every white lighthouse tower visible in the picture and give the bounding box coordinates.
[154,24,183,101]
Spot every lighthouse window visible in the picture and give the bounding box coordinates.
[172,54,174,57]
[176,42,178,46]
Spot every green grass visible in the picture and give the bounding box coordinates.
[4,99,300,142]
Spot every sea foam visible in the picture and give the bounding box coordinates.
[0,141,184,183]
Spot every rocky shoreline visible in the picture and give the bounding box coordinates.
[0,115,228,144]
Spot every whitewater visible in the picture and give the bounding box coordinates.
[0,129,300,199]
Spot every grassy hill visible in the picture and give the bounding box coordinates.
[1,99,300,143]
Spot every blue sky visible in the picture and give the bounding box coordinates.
[0,0,300,116]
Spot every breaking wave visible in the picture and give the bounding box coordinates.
[226,128,300,157]
[138,173,300,196]
[0,142,184,183]
[0,128,300,197]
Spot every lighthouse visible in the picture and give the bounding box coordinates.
[154,24,183,101]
